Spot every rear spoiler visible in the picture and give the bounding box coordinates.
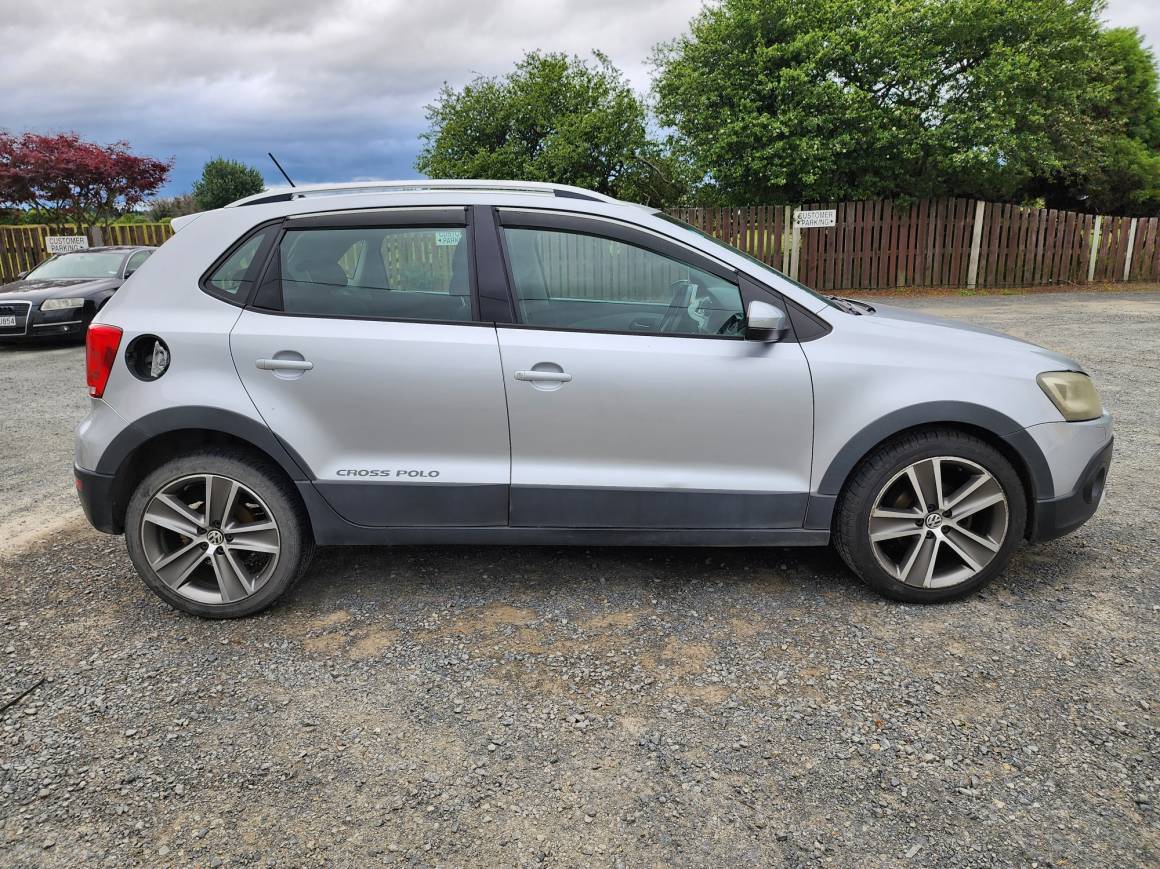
[170,212,206,232]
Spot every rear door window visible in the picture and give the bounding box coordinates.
[274,226,473,322]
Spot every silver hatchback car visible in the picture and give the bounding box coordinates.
[75,180,1113,618]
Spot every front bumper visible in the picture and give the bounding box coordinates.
[74,464,122,534]
[0,302,90,341]
[1030,437,1113,542]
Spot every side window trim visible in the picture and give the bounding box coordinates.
[199,220,283,307]
[285,206,467,230]
[245,209,486,325]
[471,205,517,323]
[250,225,288,312]
[495,211,746,340]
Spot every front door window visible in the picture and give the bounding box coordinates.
[502,227,745,337]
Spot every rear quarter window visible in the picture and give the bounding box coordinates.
[201,224,279,304]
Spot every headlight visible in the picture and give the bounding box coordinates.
[40,298,85,311]
[1037,371,1102,421]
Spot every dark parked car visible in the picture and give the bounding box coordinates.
[0,246,154,342]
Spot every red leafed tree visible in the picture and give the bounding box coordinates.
[0,132,172,226]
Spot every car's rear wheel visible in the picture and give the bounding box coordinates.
[833,429,1027,602]
[124,449,314,618]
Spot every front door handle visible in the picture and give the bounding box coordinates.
[256,358,313,372]
[515,370,572,383]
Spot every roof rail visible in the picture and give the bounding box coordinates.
[228,179,618,207]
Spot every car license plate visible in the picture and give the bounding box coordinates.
[0,316,16,327]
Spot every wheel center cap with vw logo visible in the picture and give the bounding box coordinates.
[924,513,944,529]
[206,529,225,546]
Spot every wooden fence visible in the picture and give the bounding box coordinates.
[0,224,174,282]
[669,199,1160,291]
[2,199,1159,290]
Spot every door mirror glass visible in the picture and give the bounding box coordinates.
[16,271,29,280]
[745,300,788,342]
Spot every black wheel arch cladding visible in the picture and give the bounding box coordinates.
[95,406,313,482]
[92,407,314,534]
[817,401,1054,501]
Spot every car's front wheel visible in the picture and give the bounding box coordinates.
[833,429,1027,602]
[124,449,314,618]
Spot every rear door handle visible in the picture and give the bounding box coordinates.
[515,370,572,383]
[256,358,313,372]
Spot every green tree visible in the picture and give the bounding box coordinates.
[417,51,682,204]
[1037,27,1160,214]
[652,0,1160,213]
[191,158,265,210]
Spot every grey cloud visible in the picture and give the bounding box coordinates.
[1,0,1153,194]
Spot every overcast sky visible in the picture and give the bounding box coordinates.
[1,0,1156,197]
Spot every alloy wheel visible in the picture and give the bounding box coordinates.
[868,456,1009,589]
[139,474,281,605]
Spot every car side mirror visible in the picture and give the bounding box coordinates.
[122,270,134,280]
[744,300,789,342]
[16,270,28,280]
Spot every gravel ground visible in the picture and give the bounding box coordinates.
[0,340,88,553]
[0,293,1157,867]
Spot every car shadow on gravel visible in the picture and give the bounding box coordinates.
[280,543,871,613]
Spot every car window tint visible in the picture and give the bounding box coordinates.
[502,227,744,337]
[278,226,472,321]
[207,231,270,295]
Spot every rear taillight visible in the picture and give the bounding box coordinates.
[86,324,123,398]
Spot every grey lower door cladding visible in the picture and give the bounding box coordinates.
[314,482,509,527]
[509,486,809,529]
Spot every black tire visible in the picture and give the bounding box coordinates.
[124,448,315,618]
[832,428,1027,603]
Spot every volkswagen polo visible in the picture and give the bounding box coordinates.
[73,181,1113,617]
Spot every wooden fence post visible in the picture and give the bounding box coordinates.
[89,226,104,247]
[967,200,986,289]
[1123,217,1138,281]
[782,206,792,273]
[789,207,801,281]
[1087,215,1102,282]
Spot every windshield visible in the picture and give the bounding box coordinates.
[27,252,125,280]
[654,213,844,311]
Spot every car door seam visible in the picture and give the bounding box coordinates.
[493,327,516,524]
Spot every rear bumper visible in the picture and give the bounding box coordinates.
[74,464,122,534]
[1030,437,1113,542]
